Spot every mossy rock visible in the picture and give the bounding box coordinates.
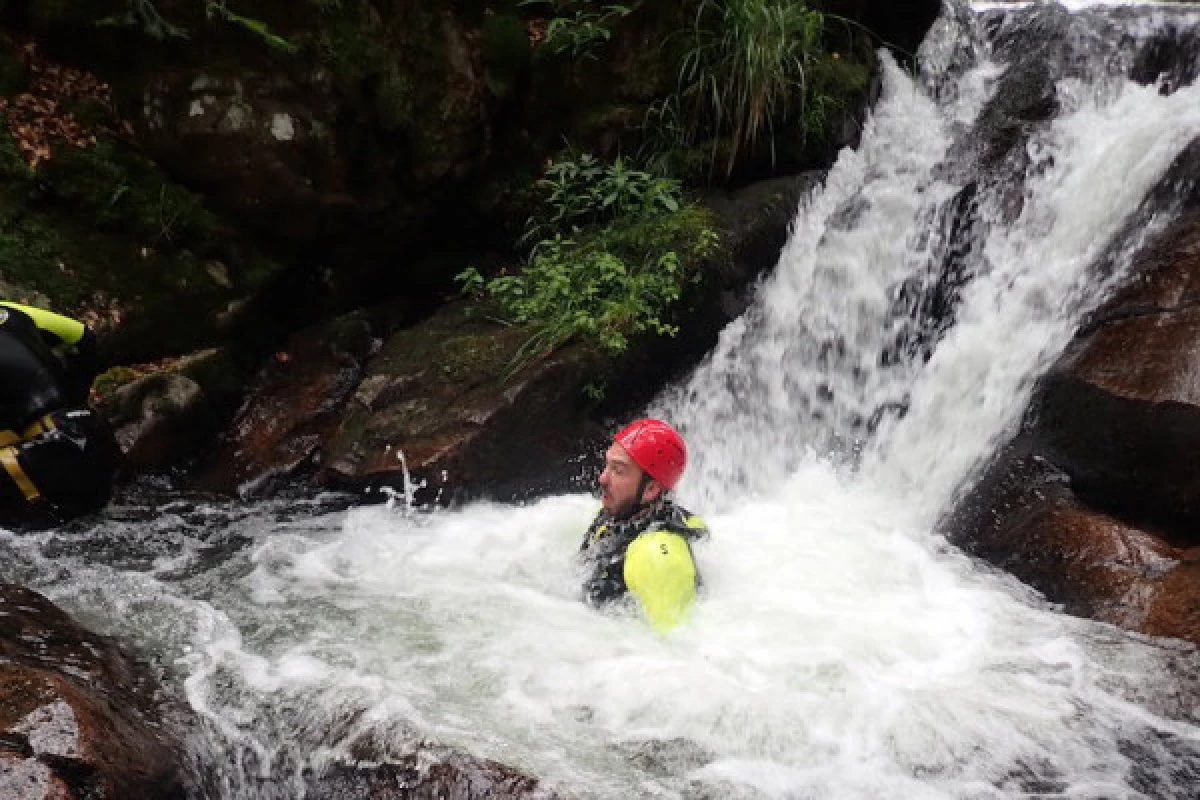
[319,300,611,501]
[91,364,142,401]
[0,125,283,362]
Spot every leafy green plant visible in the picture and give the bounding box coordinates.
[522,152,682,244]
[520,1,635,61]
[457,153,718,375]
[678,0,825,175]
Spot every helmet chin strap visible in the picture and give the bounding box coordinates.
[633,471,655,511]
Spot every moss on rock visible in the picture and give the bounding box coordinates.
[2,142,269,295]
[0,92,281,360]
[91,364,141,400]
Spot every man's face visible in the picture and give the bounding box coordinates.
[598,442,659,518]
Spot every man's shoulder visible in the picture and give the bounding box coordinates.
[652,501,709,540]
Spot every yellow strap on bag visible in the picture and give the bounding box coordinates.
[623,530,697,633]
[588,522,610,545]
[0,301,86,345]
[0,430,20,447]
[0,445,41,502]
[22,414,57,438]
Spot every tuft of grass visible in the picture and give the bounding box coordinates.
[678,0,825,176]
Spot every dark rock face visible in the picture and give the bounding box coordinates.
[125,5,492,274]
[822,1,942,61]
[139,65,349,247]
[699,174,827,321]
[0,585,185,799]
[1131,21,1200,94]
[944,210,1200,646]
[613,172,826,395]
[193,311,381,497]
[973,60,1059,170]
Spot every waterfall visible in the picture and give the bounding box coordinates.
[659,0,1200,518]
[3,2,1200,799]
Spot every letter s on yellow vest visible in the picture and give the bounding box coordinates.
[622,530,697,633]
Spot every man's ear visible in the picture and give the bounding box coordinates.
[643,480,664,503]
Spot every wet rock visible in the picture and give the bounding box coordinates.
[939,41,1059,199]
[1132,23,1200,95]
[101,368,213,471]
[1035,211,1200,543]
[696,173,825,322]
[318,303,605,504]
[193,311,379,497]
[885,182,985,364]
[944,209,1200,645]
[305,743,559,800]
[985,2,1126,80]
[600,172,826,411]
[948,439,1198,644]
[974,61,1059,170]
[0,585,185,799]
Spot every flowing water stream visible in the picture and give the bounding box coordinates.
[4,2,1200,798]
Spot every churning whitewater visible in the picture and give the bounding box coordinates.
[3,1,1200,798]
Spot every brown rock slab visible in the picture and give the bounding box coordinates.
[1036,213,1200,543]
[194,312,378,496]
[103,371,212,470]
[945,212,1200,644]
[1143,558,1200,644]
[1009,502,1184,631]
[947,443,1198,645]
[318,303,605,503]
[0,585,185,799]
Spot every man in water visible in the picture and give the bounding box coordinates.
[0,301,117,522]
[579,418,708,631]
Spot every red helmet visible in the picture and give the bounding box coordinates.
[614,418,687,491]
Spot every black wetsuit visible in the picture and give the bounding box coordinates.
[579,498,708,608]
[0,304,115,522]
